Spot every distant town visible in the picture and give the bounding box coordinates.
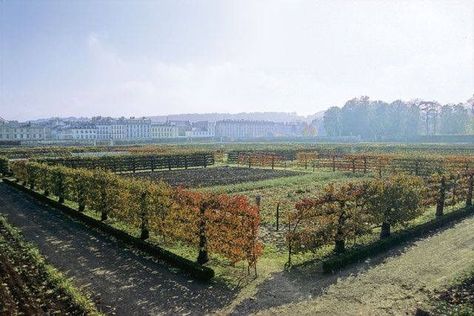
[0,115,322,144]
[2,96,473,145]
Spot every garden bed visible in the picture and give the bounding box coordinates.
[0,216,99,315]
[125,166,303,188]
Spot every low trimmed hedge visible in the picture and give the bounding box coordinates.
[2,178,215,281]
[322,206,474,273]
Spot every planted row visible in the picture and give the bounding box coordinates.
[287,172,473,265]
[37,152,215,173]
[296,152,474,176]
[10,161,262,271]
[237,153,285,169]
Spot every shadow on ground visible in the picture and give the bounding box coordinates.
[0,183,235,315]
[231,220,465,315]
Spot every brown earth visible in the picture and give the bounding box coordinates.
[0,219,87,315]
[125,166,302,188]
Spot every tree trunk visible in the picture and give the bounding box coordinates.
[380,222,391,239]
[101,210,108,221]
[467,174,473,208]
[334,239,345,253]
[197,204,209,265]
[140,192,149,240]
[276,202,280,231]
[436,176,446,218]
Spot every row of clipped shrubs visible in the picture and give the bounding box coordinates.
[287,171,474,266]
[321,205,473,272]
[37,152,215,173]
[10,160,262,272]
[2,178,215,280]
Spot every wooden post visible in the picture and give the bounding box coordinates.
[363,157,367,173]
[271,156,275,170]
[276,202,280,231]
[255,195,261,210]
[197,203,209,265]
[467,174,473,208]
[436,176,446,218]
[287,219,292,267]
[140,192,149,240]
[332,155,336,172]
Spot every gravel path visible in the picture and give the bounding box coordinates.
[232,216,474,315]
[0,183,234,315]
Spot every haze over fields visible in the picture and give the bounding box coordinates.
[1,0,473,120]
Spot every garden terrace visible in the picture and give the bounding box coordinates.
[125,166,303,188]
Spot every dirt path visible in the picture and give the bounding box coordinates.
[234,216,474,315]
[0,183,234,315]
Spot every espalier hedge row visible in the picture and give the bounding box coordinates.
[296,152,474,176]
[286,171,474,265]
[10,160,262,272]
[36,152,215,173]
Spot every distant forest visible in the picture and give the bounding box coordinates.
[322,96,474,140]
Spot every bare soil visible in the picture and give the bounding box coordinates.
[0,219,87,315]
[125,166,302,188]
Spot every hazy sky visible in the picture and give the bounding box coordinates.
[1,0,473,121]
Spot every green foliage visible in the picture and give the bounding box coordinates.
[288,171,473,265]
[366,175,424,236]
[10,160,262,269]
[321,97,470,139]
[321,206,474,273]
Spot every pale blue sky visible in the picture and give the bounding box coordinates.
[1,0,473,120]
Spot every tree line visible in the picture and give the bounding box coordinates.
[322,96,474,140]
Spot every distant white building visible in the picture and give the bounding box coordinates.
[215,120,304,139]
[185,121,215,138]
[126,118,151,139]
[70,125,97,140]
[0,119,51,141]
[151,123,179,139]
[96,119,127,140]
